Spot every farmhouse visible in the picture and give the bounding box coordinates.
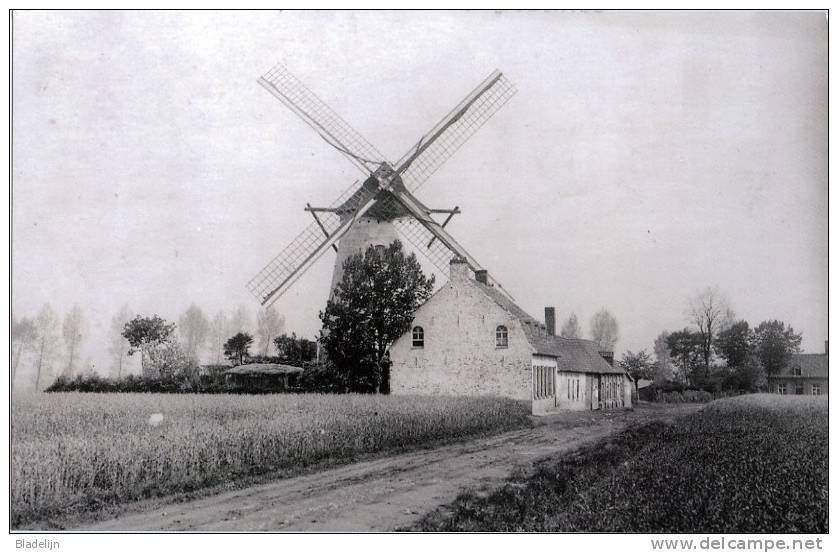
[768,341,828,395]
[389,257,632,415]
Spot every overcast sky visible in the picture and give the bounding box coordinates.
[12,10,828,372]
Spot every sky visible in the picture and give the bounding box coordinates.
[11,10,828,375]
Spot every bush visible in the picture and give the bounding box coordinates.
[298,361,345,393]
[46,360,353,395]
[660,391,684,403]
[642,381,716,403]
[46,372,229,394]
[683,389,713,403]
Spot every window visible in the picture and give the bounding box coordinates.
[495,325,508,348]
[778,383,786,395]
[412,326,424,348]
[533,366,554,400]
[795,383,804,395]
[791,366,802,376]
[812,384,821,396]
[566,377,580,401]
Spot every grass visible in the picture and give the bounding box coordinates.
[11,392,531,528]
[407,394,827,533]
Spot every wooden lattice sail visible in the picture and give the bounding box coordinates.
[246,63,517,306]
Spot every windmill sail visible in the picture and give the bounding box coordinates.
[259,63,389,175]
[248,65,516,306]
[386,186,515,300]
[395,70,517,192]
[247,176,382,305]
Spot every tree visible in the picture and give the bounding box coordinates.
[666,328,703,385]
[122,314,176,377]
[256,306,286,356]
[108,305,132,378]
[61,304,85,377]
[723,353,767,392]
[33,304,60,391]
[619,349,654,398]
[147,340,198,381]
[224,332,253,366]
[178,304,210,360]
[560,312,582,339]
[228,305,252,336]
[715,320,753,368]
[12,316,38,388]
[652,331,674,383]
[208,310,229,364]
[319,240,435,393]
[687,286,733,381]
[274,332,317,365]
[753,320,803,376]
[589,308,619,352]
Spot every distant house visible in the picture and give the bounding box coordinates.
[389,257,632,415]
[768,341,828,396]
[224,363,303,393]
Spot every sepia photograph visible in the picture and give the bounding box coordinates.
[8,8,828,541]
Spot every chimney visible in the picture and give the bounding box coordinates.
[825,340,829,356]
[449,256,470,283]
[544,307,556,337]
[475,269,488,285]
[599,351,614,367]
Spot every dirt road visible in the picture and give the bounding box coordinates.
[80,403,700,532]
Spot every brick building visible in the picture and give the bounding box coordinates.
[389,258,632,415]
[768,342,828,396]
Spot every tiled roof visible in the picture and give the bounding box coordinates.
[538,335,626,375]
[476,281,625,375]
[479,282,543,327]
[785,354,829,379]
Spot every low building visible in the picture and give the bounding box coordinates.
[224,363,303,393]
[389,257,632,415]
[768,341,828,396]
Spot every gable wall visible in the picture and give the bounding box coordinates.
[390,277,533,400]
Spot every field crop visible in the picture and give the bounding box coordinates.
[11,392,531,528]
[409,394,827,533]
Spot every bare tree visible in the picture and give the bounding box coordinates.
[559,312,582,339]
[228,305,253,336]
[687,286,733,381]
[109,305,132,378]
[61,305,85,377]
[652,330,674,383]
[256,306,286,356]
[178,304,210,361]
[33,304,60,390]
[589,308,619,352]
[12,315,38,388]
[82,356,96,376]
[208,310,229,365]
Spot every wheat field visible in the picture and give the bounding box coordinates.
[11,392,531,527]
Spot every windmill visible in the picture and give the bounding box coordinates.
[247,63,517,307]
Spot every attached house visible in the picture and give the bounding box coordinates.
[389,257,632,415]
[768,342,828,396]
